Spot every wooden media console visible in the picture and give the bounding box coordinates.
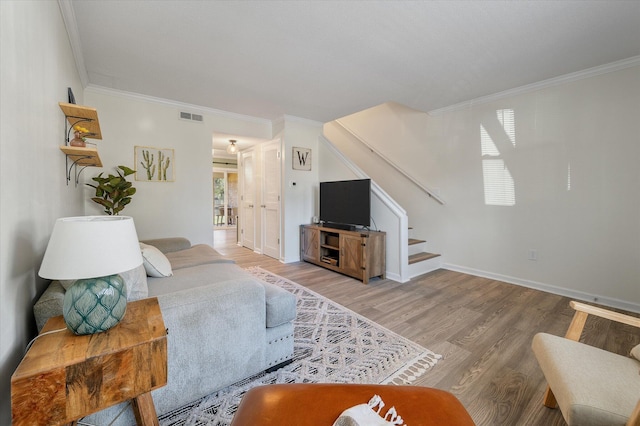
[300,224,385,284]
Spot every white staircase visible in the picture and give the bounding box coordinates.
[407,233,442,279]
[320,125,445,283]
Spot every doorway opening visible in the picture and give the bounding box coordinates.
[213,169,238,230]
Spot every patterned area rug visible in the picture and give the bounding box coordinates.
[159,267,441,426]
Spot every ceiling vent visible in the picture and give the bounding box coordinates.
[179,112,203,122]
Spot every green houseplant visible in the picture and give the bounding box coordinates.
[87,165,137,215]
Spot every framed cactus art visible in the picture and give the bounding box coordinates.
[134,146,175,182]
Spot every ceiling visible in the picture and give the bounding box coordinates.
[211,132,270,159]
[69,1,639,125]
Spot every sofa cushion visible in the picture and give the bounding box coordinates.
[120,264,148,300]
[165,244,234,270]
[263,282,297,328]
[57,264,148,301]
[532,332,640,425]
[140,237,191,253]
[146,262,295,329]
[146,263,253,296]
[140,242,173,277]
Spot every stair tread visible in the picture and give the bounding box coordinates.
[408,238,426,245]
[409,252,440,264]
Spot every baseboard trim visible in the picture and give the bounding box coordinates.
[443,263,640,314]
[385,271,403,283]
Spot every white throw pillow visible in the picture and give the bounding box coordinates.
[139,242,173,277]
[333,395,405,426]
[631,343,640,361]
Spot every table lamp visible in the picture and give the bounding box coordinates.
[39,216,143,335]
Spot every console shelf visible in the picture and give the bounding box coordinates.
[300,224,385,284]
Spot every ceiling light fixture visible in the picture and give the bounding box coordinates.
[226,139,238,154]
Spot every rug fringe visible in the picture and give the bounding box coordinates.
[381,351,443,385]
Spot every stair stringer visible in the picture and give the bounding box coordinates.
[319,135,410,282]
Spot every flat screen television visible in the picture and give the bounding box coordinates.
[319,179,371,229]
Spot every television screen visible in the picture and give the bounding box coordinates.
[319,179,371,228]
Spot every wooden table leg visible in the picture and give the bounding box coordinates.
[132,392,159,426]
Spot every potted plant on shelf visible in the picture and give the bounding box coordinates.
[87,165,137,215]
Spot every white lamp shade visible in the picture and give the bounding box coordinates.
[39,216,143,280]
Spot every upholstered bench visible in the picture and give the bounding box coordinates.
[230,383,476,425]
[531,300,640,426]
[533,333,640,425]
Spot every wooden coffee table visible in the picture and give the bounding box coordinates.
[11,297,167,426]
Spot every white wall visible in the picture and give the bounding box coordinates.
[329,65,640,312]
[0,1,85,421]
[281,117,322,262]
[84,87,272,246]
[83,90,322,264]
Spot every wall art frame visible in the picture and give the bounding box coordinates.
[292,147,311,171]
[135,146,175,182]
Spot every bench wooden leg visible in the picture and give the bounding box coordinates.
[543,385,558,408]
[627,399,640,426]
[132,392,159,426]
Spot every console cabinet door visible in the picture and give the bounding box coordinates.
[340,234,363,280]
[301,226,320,262]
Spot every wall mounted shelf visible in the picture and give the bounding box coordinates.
[59,102,103,185]
[59,102,102,139]
[59,146,102,167]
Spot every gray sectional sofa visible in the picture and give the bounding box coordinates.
[33,237,296,424]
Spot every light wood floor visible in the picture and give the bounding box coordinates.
[214,229,639,425]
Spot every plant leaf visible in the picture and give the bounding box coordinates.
[91,198,113,210]
[119,165,136,176]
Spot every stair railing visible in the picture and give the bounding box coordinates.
[334,119,445,205]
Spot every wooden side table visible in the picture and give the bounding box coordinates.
[11,297,167,426]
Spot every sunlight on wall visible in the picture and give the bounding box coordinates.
[481,109,516,206]
[497,108,516,146]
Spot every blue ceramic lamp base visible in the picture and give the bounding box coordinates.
[62,274,128,335]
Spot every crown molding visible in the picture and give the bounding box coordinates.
[58,0,88,87]
[85,85,273,126]
[429,55,640,116]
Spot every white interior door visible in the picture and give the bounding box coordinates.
[240,150,255,250]
[261,140,281,259]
